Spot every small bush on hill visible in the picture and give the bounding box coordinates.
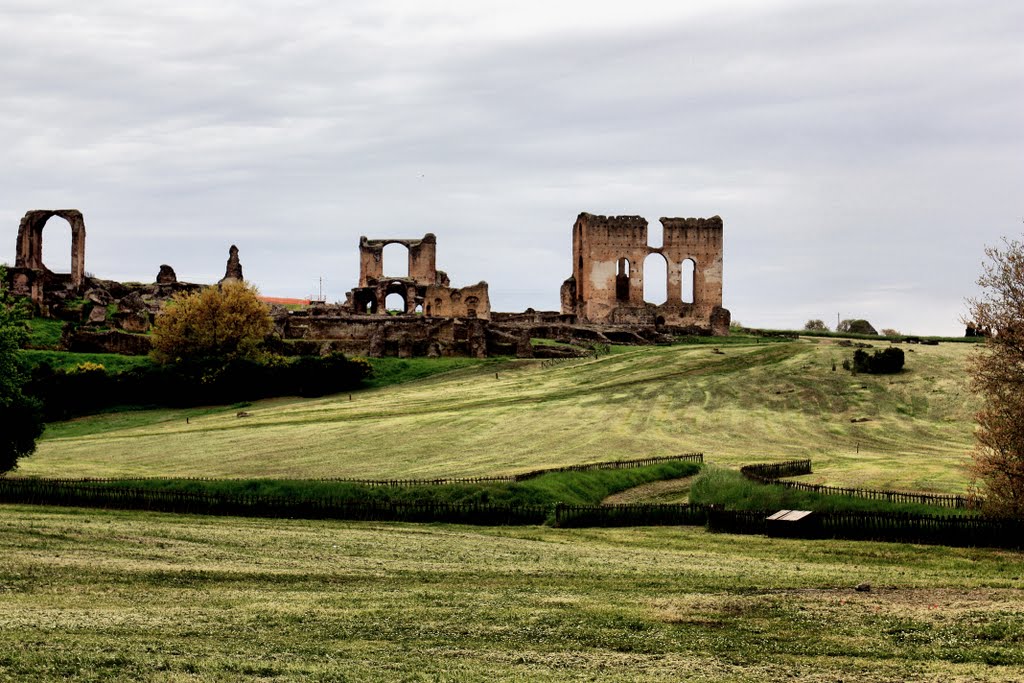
[852,347,905,374]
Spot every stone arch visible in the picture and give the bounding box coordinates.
[16,209,87,287]
[642,251,668,305]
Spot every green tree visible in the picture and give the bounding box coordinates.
[966,237,1024,516]
[0,267,45,473]
[837,318,878,335]
[151,281,273,366]
[803,319,828,332]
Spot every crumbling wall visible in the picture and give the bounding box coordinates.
[358,233,438,287]
[344,232,490,320]
[561,212,730,334]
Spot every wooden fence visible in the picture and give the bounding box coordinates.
[11,453,704,488]
[740,460,974,509]
[0,478,549,525]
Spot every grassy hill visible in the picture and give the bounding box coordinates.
[19,337,980,492]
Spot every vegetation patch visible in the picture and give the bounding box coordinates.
[689,467,973,516]
[34,461,701,509]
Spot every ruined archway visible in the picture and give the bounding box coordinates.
[15,209,87,287]
[643,252,668,305]
[385,292,406,314]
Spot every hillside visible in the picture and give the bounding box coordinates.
[20,338,980,492]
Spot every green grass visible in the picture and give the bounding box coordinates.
[17,349,154,374]
[52,461,701,508]
[689,466,973,516]
[0,505,1021,682]
[23,317,65,349]
[21,339,982,492]
[363,355,502,388]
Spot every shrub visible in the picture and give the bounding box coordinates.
[852,347,905,374]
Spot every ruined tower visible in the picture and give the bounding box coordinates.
[560,212,730,334]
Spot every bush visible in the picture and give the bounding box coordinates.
[25,353,373,421]
[852,347,905,374]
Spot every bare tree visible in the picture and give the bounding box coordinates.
[966,237,1024,516]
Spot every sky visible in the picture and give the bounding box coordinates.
[1,0,1021,335]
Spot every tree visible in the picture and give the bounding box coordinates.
[880,328,900,337]
[837,319,878,335]
[966,237,1024,516]
[0,267,44,474]
[151,281,273,366]
[804,319,829,331]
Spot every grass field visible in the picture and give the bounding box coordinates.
[0,505,1020,682]
[19,338,980,492]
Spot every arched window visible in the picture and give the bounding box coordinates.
[643,253,668,305]
[385,292,406,314]
[616,257,631,302]
[682,258,696,304]
[383,242,409,278]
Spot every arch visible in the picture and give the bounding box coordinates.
[382,242,409,278]
[42,216,73,273]
[681,258,696,304]
[643,252,668,305]
[385,292,406,314]
[15,209,87,287]
[616,257,631,302]
[414,303,423,315]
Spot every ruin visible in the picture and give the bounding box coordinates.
[219,245,243,284]
[10,209,87,307]
[560,212,730,335]
[6,207,730,359]
[340,233,490,319]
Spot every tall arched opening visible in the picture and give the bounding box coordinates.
[643,252,668,305]
[682,258,696,304]
[383,242,409,278]
[41,216,73,274]
[616,257,631,302]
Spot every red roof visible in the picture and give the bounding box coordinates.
[260,296,311,306]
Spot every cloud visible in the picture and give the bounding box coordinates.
[1,0,1021,335]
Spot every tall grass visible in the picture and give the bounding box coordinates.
[689,466,972,516]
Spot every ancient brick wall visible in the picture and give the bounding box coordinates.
[561,212,729,334]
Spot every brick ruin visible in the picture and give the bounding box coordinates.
[6,208,730,359]
[341,233,490,319]
[561,212,730,335]
[10,209,87,307]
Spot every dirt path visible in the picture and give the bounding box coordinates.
[602,476,696,505]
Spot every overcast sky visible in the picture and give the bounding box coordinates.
[1,1,1021,335]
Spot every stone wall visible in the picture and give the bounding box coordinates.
[561,212,730,335]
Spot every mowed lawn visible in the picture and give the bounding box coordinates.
[0,505,1020,682]
[22,339,980,491]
